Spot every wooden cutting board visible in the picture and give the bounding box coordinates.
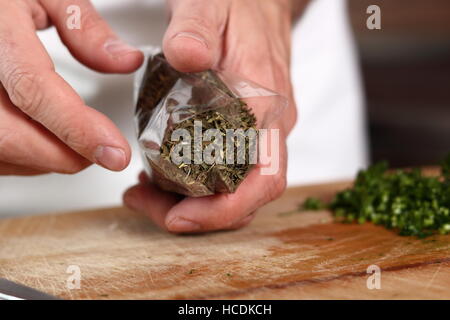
[0,180,449,300]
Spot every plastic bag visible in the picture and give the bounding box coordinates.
[134,47,286,197]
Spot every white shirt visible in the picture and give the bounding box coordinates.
[0,0,367,217]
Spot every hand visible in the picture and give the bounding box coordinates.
[124,0,298,233]
[0,0,143,175]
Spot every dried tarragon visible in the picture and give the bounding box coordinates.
[136,53,257,197]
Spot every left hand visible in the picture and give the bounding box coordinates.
[123,0,298,233]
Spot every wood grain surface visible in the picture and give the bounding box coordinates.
[1,181,449,300]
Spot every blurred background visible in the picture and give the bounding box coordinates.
[348,0,450,167]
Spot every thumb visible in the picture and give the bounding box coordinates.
[163,0,228,72]
[40,0,143,74]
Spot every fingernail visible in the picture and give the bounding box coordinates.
[94,146,127,171]
[167,216,201,232]
[104,38,140,57]
[173,32,208,48]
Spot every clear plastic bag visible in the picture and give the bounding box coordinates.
[134,47,286,197]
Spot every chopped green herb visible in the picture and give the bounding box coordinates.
[302,154,450,238]
[277,197,325,216]
[302,197,326,211]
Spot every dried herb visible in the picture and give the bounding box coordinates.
[136,53,257,197]
[302,154,450,238]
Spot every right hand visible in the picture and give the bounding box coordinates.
[0,0,143,175]
[123,0,298,233]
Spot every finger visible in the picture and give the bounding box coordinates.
[0,87,90,173]
[164,137,288,233]
[24,0,50,30]
[163,0,228,72]
[123,181,181,231]
[0,5,131,171]
[40,0,143,73]
[0,161,47,176]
